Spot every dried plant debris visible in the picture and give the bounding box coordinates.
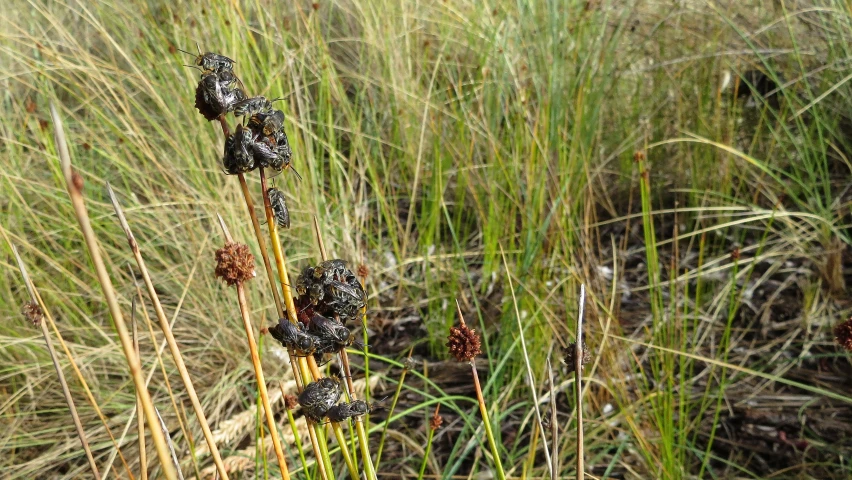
[447,323,481,362]
[214,242,255,286]
[283,394,299,411]
[834,317,852,352]
[429,408,443,431]
[295,260,367,323]
[562,341,591,371]
[21,301,43,326]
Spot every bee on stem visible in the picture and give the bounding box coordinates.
[308,314,356,354]
[269,318,318,356]
[195,70,246,120]
[180,45,235,73]
[266,187,290,229]
[326,399,383,422]
[298,377,342,422]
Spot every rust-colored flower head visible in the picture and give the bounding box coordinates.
[22,301,43,326]
[429,405,443,431]
[562,341,591,371]
[214,242,255,287]
[357,263,369,278]
[284,394,299,410]
[835,317,852,352]
[195,81,219,121]
[447,320,481,362]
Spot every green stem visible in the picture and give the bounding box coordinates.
[470,363,506,480]
[416,428,436,480]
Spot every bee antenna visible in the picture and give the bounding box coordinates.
[289,165,303,181]
[196,42,202,56]
[177,48,196,57]
[184,64,204,71]
[270,97,284,104]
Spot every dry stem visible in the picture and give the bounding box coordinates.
[216,215,291,480]
[454,301,506,480]
[312,216,376,480]
[107,184,230,480]
[50,103,178,480]
[131,300,148,480]
[575,284,586,480]
[11,245,101,480]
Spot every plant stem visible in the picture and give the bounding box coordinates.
[107,184,230,480]
[575,284,586,480]
[12,246,101,480]
[311,217,376,480]
[131,300,148,480]
[280,382,311,477]
[51,103,178,480]
[217,215,291,480]
[415,408,439,480]
[454,302,505,480]
[374,348,412,470]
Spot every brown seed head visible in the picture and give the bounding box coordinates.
[562,341,591,371]
[834,317,852,352]
[357,263,369,278]
[71,171,84,192]
[215,242,255,287]
[284,394,299,410]
[22,301,43,326]
[429,407,443,431]
[633,151,645,163]
[447,323,481,362]
[731,247,740,261]
[195,82,219,121]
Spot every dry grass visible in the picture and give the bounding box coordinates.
[2,0,852,478]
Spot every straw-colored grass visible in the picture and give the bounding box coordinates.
[3,0,852,478]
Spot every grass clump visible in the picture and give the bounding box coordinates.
[3,0,852,479]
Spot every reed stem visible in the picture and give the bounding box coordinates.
[12,245,101,480]
[51,103,178,480]
[131,300,148,480]
[216,215,292,480]
[107,184,230,480]
[311,217,376,480]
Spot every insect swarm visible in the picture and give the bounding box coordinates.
[295,260,367,324]
[187,47,369,480]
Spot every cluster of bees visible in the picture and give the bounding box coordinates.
[186,48,294,228]
[270,260,371,422]
[187,48,371,424]
[297,377,379,423]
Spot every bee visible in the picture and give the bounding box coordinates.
[249,109,285,137]
[252,135,291,172]
[298,377,342,422]
[266,187,290,229]
[222,124,257,174]
[308,314,355,354]
[180,46,236,73]
[233,96,275,119]
[312,259,348,282]
[196,71,246,121]
[269,318,318,355]
[326,399,384,422]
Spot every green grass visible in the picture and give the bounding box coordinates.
[2,0,852,478]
